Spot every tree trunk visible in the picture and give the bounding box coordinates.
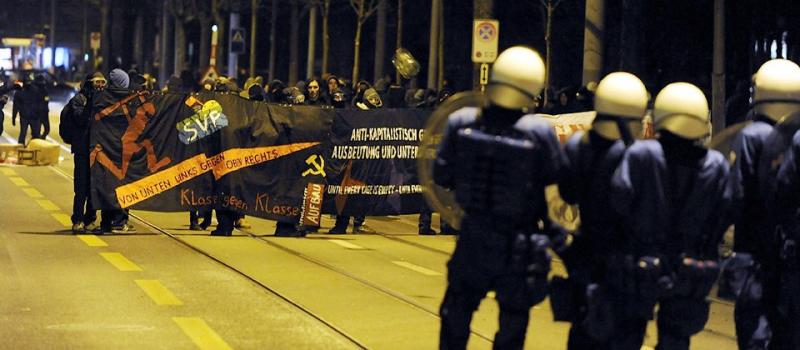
[250,0,258,78]
[289,0,300,85]
[395,0,403,85]
[100,0,110,72]
[544,2,553,106]
[427,0,441,89]
[174,20,186,76]
[199,17,211,69]
[268,0,278,81]
[438,0,444,90]
[321,0,330,76]
[306,4,317,79]
[212,0,227,72]
[159,1,173,84]
[373,0,387,84]
[133,14,144,69]
[351,0,366,85]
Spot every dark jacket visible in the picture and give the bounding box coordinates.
[66,80,94,154]
[13,83,49,121]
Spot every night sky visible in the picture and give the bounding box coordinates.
[1,0,800,97]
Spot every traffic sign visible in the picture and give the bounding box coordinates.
[472,19,499,63]
[90,32,101,50]
[230,28,246,54]
[480,63,490,85]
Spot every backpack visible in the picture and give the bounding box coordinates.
[59,93,86,145]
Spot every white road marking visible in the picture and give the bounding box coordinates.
[392,261,443,276]
[329,239,365,250]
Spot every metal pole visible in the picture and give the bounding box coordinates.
[473,0,492,90]
[427,0,441,89]
[228,12,240,78]
[50,0,55,71]
[712,0,726,133]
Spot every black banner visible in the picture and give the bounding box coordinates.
[89,91,428,223]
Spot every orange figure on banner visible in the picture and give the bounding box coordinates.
[91,92,172,180]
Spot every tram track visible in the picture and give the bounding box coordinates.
[47,164,370,350]
[37,121,733,345]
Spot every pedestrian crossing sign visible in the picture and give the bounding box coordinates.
[230,28,246,54]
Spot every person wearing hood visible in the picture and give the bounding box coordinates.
[351,80,372,108]
[65,73,106,233]
[0,80,22,136]
[163,76,184,93]
[266,79,288,103]
[324,75,346,108]
[353,87,383,110]
[327,86,381,235]
[12,74,48,144]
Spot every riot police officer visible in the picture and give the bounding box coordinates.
[556,72,649,349]
[434,46,564,349]
[724,59,800,350]
[775,120,800,349]
[610,83,730,350]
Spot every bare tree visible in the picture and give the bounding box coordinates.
[350,0,383,86]
[168,0,198,76]
[373,0,387,84]
[321,0,331,76]
[195,0,213,69]
[540,0,564,106]
[268,0,278,81]
[306,0,319,79]
[250,0,262,78]
[395,0,403,84]
[212,0,230,71]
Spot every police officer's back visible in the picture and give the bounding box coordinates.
[725,59,800,350]
[556,72,649,349]
[434,46,564,350]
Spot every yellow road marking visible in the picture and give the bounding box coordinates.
[9,177,29,186]
[99,252,142,272]
[77,235,108,247]
[135,280,183,305]
[22,187,43,198]
[36,199,60,211]
[0,168,17,176]
[392,261,443,276]
[329,239,365,250]
[51,213,72,227]
[173,317,233,350]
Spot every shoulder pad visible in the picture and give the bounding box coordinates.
[513,114,555,136]
[447,107,481,128]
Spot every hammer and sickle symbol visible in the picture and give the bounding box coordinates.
[302,154,326,177]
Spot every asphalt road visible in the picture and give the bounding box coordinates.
[0,101,737,349]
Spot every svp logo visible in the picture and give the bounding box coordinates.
[176,96,229,145]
